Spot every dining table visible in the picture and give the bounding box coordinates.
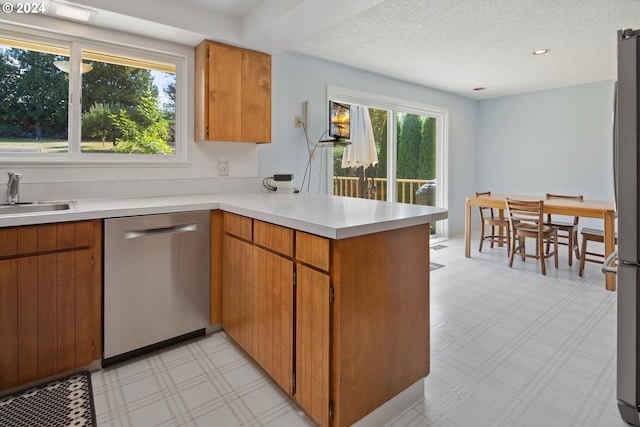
[465,193,617,291]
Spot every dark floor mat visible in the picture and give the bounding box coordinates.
[0,371,96,427]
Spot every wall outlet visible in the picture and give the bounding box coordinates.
[295,115,302,128]
[218,159,229,176]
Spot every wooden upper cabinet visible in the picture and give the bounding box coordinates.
[240,49,271,143]
[195,40,271,143]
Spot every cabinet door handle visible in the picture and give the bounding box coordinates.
[124,223,197,239]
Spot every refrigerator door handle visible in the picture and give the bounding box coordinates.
[601,250,618,275]
[613,81,618,212]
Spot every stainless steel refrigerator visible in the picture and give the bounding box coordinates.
[616,27,640,426]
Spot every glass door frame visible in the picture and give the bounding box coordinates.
[326,85,449,240]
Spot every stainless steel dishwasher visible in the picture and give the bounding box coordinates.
[103,211,210,365]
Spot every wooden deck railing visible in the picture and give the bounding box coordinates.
[333,176,434,205]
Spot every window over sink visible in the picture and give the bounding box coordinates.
[0,29,186,164]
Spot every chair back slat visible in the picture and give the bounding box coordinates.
[506,198,544,232]
[476,191,494,220]
[506,198,558,275]
[545,193,583,225]
[476,191,511,256]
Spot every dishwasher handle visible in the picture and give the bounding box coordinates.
[124,223,197,239]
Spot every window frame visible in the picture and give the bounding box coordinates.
[0,26,187,165]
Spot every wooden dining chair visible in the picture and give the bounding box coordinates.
[545,193,583,266]
[578,228,618,277]
[475,191,511,256]
[506,198,558,276]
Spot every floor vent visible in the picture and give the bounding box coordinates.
[430,262,445,271]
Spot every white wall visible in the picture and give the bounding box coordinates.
[261,52,478,237]
[477,80,616,230]
[477,81,615,198]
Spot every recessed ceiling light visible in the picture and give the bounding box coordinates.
[473,87,486,91]
[533,49,550,55]
[51,1,96,22]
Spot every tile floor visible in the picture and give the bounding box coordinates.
[92,238,627,427]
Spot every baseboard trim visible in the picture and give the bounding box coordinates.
[351,377,424,427]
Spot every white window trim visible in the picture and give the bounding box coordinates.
[0,25,188,166]
[326,85,449,238]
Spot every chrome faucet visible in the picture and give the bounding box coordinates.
[7,171,22,204]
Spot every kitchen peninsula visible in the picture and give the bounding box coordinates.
[0,192,447,427]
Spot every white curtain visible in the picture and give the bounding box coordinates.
[341,104,378,169]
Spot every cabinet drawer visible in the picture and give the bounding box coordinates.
[254,220,293,257]
[223,212,253,241]
[0,221,95,258]
[0,227,18,257]
[296,231,329,271]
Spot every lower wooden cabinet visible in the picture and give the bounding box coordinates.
[295,264,330,427]
[222,230,294,394]
[222,233,253,351]
[253,246,293,394]
[0,220,102,392]
[222,213,330,424]
[221,212,430,427]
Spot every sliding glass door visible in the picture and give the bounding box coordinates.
[328,86,448,239]
[395,111,440,235]
[333,107,388,201]
[395,111,437,205]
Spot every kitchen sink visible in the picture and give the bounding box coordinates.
[0,201,76,215]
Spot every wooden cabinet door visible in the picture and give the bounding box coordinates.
[208,42,242,141]
[17,257,38,385]
[222,217,293,394]
[0,220,101,392]
[0,258,18,390]
[75,247,100,367]
[222,234,253,351]
[210,211,224,326]
[0,251,96,388]
[56,250,78,374]
[253,246,293,394]
[295,264,330,427]
[195,40,272,143]
[241,49,271,143]
[36,253,57,377]
[75,220,102,368]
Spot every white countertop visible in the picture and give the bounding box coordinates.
[0,192,448,239]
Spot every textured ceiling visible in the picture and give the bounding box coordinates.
[289,0,640,99]
[181,0,263,19]
[4,0,640,100]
